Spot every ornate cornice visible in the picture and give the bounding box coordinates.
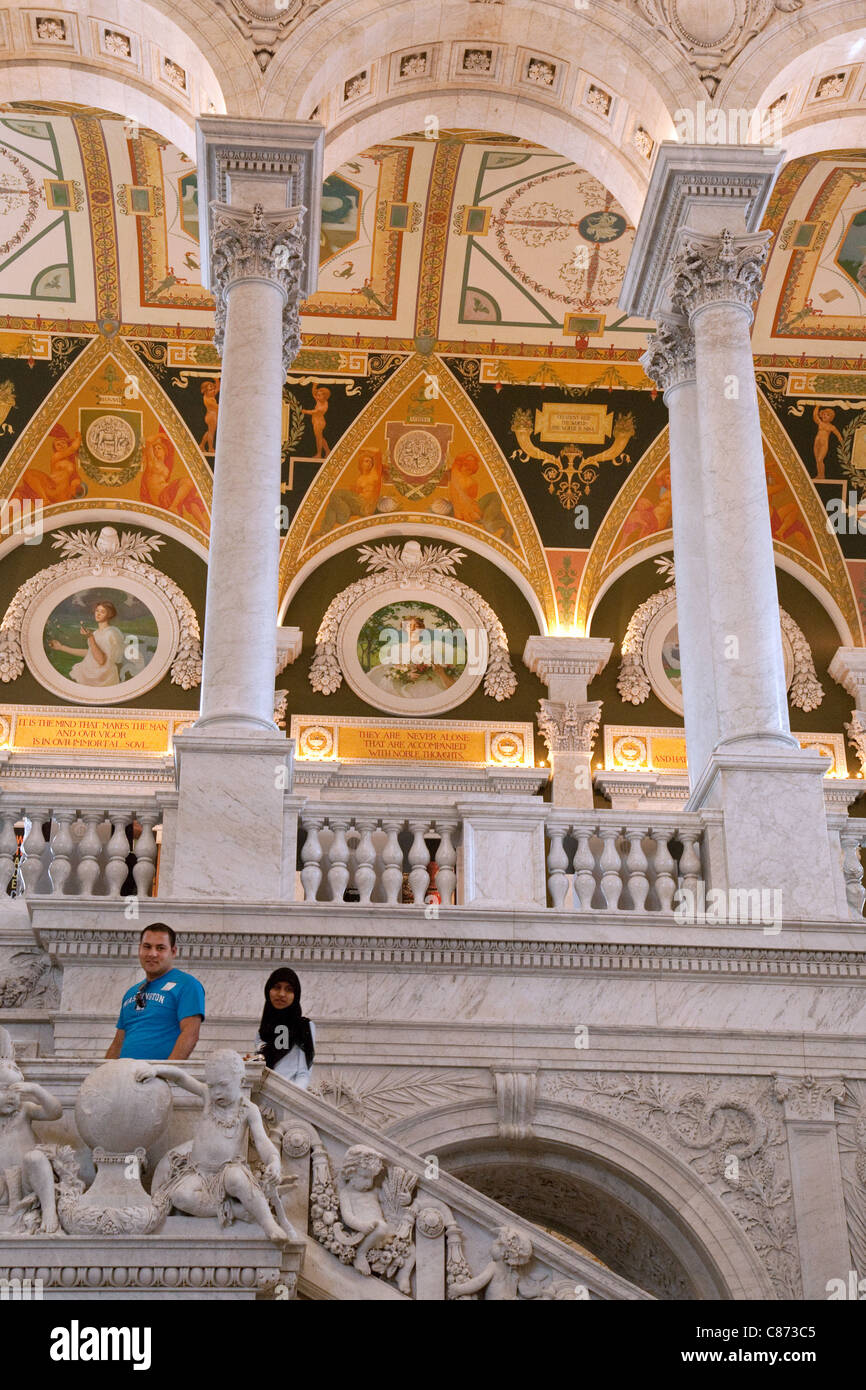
[640,318,695,394]
[537,698,601,755]
[668,227,772,320]
[35,928,866,983]
[210,201,306,371]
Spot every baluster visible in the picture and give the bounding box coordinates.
[19,810,50,895]
[48,810,76,896]
[353,817,376,904]
[434,820,458,907]
[598,826,623,910]
[0,810,21,894]
[572,829,596,911]
[625,831,650,912]
[105,811,133,898]
[407,820,431,904]
[326,818,350,902]
[678,826,703,899]
[653,827,677,911]
[300,815,324,902]
[841,828,866,919]
[546,825,569,909]
[76,810,104,896]
[381,819,404,905]
[132,813,159,899]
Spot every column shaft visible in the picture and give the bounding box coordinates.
[199,276,284,732]
[691,300,791,748]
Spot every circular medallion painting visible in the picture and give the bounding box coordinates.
[338,588,489,716]
[578,210,627,243]
[21,574,178,704]
[644,601,794,715]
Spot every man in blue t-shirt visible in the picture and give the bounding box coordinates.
[105,923,205,1061]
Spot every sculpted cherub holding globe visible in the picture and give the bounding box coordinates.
[149,1050,295,1244]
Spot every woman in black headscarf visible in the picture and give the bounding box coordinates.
[253,967,315,1089]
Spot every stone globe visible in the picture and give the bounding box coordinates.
[75,1060,172,1153]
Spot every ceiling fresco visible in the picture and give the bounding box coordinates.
[0,104,864,753]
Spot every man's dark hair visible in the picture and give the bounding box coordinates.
[139,922,177,948]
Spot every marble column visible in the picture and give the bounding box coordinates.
[774,1076,850,1300]
[168,119,323,899]
[522,636,613,807]
[619,144,848,920]
[667,227,793,754]
[641,321,718,785]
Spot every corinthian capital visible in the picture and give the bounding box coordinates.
[537,698,601,755]
[774,1074,845,1122]
[640,318,696,394]
[668,227,772,321]
[209,200,306,370]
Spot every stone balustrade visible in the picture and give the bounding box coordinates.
[839,821,866,920]
[298,807,459,906]
[0,796,161,899]
[545,813,704,913]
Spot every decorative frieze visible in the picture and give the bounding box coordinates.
[35,925,866,984]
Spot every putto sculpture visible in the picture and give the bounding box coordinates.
[0,1040,64,1234]
[150,1049,297,1244]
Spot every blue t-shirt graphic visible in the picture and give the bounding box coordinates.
[116,968,205,1059]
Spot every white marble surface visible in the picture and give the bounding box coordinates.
[197,278,285,733]
[171,733,294,898]
[666,376,720,785]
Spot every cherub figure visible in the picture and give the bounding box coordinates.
[0,1055,63,1234]
[447,1225,535,1300]
[812,404,843,480]
[200,379,219,454]
[303,385,331,458]
[337,1146,416,1293]
[149,1050,296,1245]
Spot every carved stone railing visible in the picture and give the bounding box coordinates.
[0,795,162,899]
[0,1048,649,1301]
[297,807,460,906]
[545,812,703,912]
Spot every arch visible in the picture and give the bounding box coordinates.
[776,116,866,168]
[721,5,866,111]
[0,66,199,155]
[278,522,549,634]
[0,336,212,549]
[0,505,209,567]
[319,93,651,226]
[279,352,557,628]
[384,1099,776,1300]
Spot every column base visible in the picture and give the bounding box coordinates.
[168,731,296,899]
[687,745,848,922]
